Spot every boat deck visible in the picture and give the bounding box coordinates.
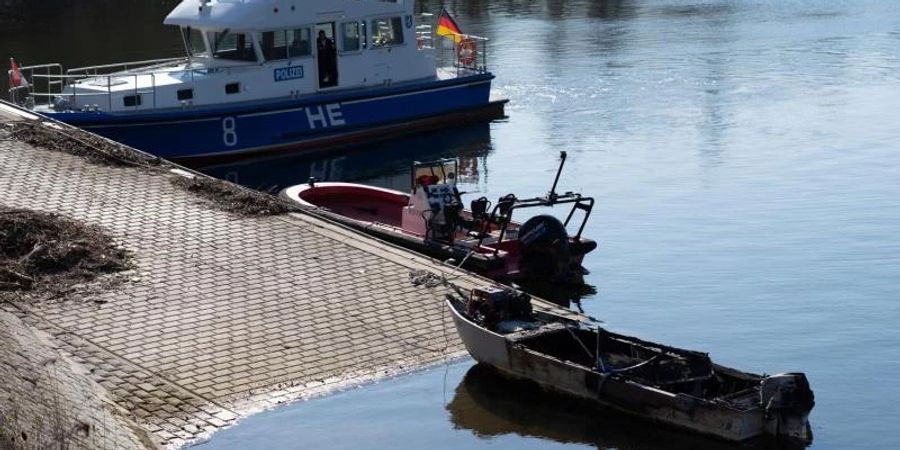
[0,101,587,449]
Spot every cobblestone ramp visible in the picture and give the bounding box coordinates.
[0,135,483,448]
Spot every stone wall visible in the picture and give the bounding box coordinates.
[0,309,155,450]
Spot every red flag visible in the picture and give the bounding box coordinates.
[10,58,29,88]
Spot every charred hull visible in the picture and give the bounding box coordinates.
[446,293,814,443]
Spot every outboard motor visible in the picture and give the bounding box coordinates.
[517,215,572,283]
[760,372,815,442]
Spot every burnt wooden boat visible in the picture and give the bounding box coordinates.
[446,364,795,450]
[281,153,597,285]
[446,287,815,443]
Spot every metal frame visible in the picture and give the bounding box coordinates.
[477,152,595,255]
[410,158,459,192]
[8,58,255,112]
[409,153,594,253]
[416,13,489,75]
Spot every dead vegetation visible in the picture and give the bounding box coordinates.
[5,120,299,218]
[170,175,296,216]
[0,208,130,296]
[4,121,161,168]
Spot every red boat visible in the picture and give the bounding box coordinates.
[280,153,597,284]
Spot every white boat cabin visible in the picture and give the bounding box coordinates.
[19,0,484,113]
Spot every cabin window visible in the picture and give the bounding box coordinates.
[123,95,141,107]
[225,82,240,94]
[260,30,289,61]
[209,31,257,62]
[287,28,312,57]
[182,27,208,57]
[370,17,404,47]
[259,29,311,61]
[342,22,361,52]
[177,89,193,101]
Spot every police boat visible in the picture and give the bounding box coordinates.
[6,1,504,162]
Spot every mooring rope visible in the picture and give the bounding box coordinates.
[406,247,477,354]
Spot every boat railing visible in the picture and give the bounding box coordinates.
[416,13,489,76]
[66,57,185,77]
[9,59,255,112]
[437,34,490,76]
[23,72,160,112]
[7,63,63,107]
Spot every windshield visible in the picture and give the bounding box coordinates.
[181,27,208,57]
[208,30,257,62]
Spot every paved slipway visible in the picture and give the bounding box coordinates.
[0,104,585,449]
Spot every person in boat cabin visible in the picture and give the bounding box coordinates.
[317,29,337,88]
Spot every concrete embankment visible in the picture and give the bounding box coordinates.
[0,310,155,449]
[0,103,588,449]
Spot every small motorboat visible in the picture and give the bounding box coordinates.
[446,286,815,443]
[281,152,597,285]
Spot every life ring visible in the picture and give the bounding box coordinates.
[456,38,477,67]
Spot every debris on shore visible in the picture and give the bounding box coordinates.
[0,207,130,296]
[170,175,295,216]
[4,121,161,168]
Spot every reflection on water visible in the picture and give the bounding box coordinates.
[514,278,597,310]
[195,123,493,194]
[201,361,807,450]
[448,364,804,450]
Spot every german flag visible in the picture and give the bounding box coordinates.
[436,8,464,43]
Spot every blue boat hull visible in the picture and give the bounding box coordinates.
[43,74,499,161]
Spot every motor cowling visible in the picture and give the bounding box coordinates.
[517,215,572,283]
[760,372,815,442]
[761,372,815,414]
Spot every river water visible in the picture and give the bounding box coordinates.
[3,1,900,449]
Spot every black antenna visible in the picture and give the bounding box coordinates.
[548,151,567,202]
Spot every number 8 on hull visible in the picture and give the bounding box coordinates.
[6,1,505,163]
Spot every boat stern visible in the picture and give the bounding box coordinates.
[760,372,815,443]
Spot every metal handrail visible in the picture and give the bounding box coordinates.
[19,60,258,111]
[7,63,63,105]
[13,63,63,74]
[435,33,490,76]
[68,57,185,76]
[28,72,160,111]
